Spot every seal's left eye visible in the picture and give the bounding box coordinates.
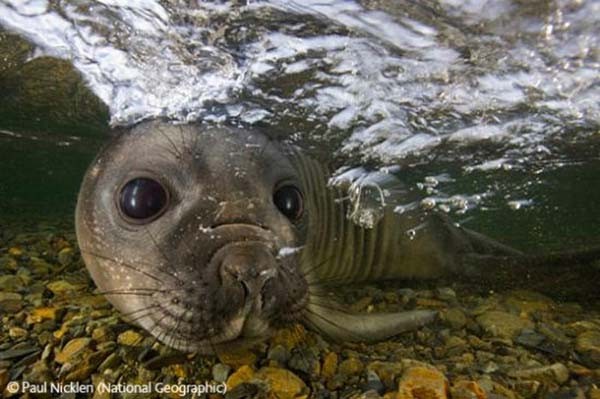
[119,178,168,222]
[273,185,304,222]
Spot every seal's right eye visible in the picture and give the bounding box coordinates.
[119,177,169,223]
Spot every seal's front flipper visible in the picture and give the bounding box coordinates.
[302,298,437,342]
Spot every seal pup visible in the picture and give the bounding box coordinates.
[76,121,599,352]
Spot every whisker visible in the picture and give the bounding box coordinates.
[79,248,178,282]
[143,227,181,278]
[299,254,336,281]
[156,125,184,160]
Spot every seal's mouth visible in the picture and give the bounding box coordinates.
[132,225,308,352]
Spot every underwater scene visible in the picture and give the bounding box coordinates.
[1,0,599,398]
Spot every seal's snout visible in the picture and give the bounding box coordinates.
[220,250,277,304]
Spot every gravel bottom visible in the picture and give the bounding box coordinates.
[1,220,599,399]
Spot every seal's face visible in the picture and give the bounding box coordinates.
[76,121,309,352]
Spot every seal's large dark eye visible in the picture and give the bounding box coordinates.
[273,185,304,221]
[119,178,168,222]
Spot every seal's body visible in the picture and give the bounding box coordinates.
[76,121,598,352]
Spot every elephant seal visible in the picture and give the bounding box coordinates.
[76,120,599,352]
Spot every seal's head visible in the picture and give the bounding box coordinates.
[76,121,309,352]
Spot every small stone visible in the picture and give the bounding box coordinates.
[8,327,28,339]
[217,348,257,369]
[321,352,338,380]
[23,360,54,384]
[117,330,143,346]
[515,329,545,348]
[504,290,554,314]
[0,346,40,361]
[91,326,114,343]
[436,287,457,301]
[98,352,121,372]
[0,368,8,393]
[575,330,600,367]
[57,247,74,266]
[29,257,53,275]
[0,275,24,291]
[366,369,385,394]
[368,361,404,390]
[270,324,307,350]
[514,380,540,398]
[450,380,486,399]
[26,307,58,324]
[212,363,231,383]
[338,356,364,376]
[509,363,570,384]
[255,366,308,399]
[476,311,534,338]
[0,256,18,271]
[46,280,84,295]
[398,366,449,399]
[350,296,373,312]
[442,308,468,329]
[544,388,585,399]
[0,292,23,313]
[55,337,92,364]
[226,365,255,390]
[289,348,320,377]
[267,344,290,365]
[8,247,23,257]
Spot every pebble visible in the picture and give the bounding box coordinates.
[8,327,28,339]
[26,306,58,324]
[57,247,74,266]
[450,380,486,399]
[321,352,338,380]
[0,275,24,291]
[0,346,39,361]
[338,356,364,376]
[366,361,403,390]
[255,366,308,399]
[212,362,231,383]
[54,337,91,364]
[217,348,257,368]
[116,330,143,346]
[515,329,545,348]
[508,362,570,384]
[0,368,8,392]
[8,247,23,257]
[267,344,290,365]
[442,308,468,329]
[366,369,385,394]
[226,365,255,390]
[0,292,23,312]
[476,311,534,338]
[270,324,307,350]
[504,290,554,314]
[575,330,600,367]
[288,348,320,377]
[46,280,84,295]
[398,366,448,399]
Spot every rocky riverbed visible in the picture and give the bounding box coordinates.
[1,220,599,398]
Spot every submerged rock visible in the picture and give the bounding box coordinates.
[476,311,534,338]
[398,366,448,399]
